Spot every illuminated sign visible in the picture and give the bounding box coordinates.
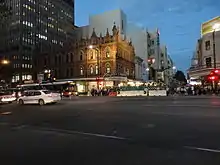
[201,16,220,36]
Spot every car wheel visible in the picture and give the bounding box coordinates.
[38,99,45,106]
[18,99,24,105]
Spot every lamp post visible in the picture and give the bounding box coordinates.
[212,23,220,93]
[88,45,101,89]
[212,23,220,69]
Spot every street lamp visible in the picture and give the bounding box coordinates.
[212,23,220,94]
[212,23,220,69]
[146,68,150,71]
[1,59,9,65]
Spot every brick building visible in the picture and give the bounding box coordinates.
[37,24,135,91]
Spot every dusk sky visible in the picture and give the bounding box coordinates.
[75,0,220,72]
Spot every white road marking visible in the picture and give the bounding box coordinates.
[13,125,27,130]
[143,104,219,108]
[150,112,186,116]
[29,126,130,141]
[0,122,11,126]
[148,111,220,118]
[1,111,12,115]
[184,146,220,153]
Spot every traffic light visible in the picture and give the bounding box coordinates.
[207,70,219,81]
[214,69,220,74]
[208,75,218,81]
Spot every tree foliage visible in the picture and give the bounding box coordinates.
[174,70,187,84]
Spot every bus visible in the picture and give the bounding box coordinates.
[16,81,78,97]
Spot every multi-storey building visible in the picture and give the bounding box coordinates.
[75,9,147,82]
[36,24,136,91]
[188,16,220,81]
[146,29,161,81]
[0,0,74,83]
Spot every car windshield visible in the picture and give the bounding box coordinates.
[42,91,51,94]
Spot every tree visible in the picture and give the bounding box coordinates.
[174,70,187,84]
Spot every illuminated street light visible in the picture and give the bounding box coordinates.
[146,68,150,71]
[172,66,176,70]
[88,45,93,49]
[1,60,9,64]
[212,23,220,31]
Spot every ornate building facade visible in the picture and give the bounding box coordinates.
[36,24,135,90]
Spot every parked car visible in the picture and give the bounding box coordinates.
[17,90,61,105]
[0,91,17,103]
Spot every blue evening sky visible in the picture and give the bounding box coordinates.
[75,0,220,71]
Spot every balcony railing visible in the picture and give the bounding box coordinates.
[188,63,220,72]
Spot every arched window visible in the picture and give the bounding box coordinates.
[106,48,110,58]
[106,64,111,73]
[80,67,83,75]
[70,53,73,62]
[90,50,93,59]
[95,50,98,58]
[66,68,69,77]
[90,66,94,74]
[80,51,83,61]
[95,65,98,74]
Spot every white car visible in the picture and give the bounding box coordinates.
[0,92,17,103]
[17,90,61,105]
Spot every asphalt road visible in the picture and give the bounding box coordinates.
[1,96,220,165]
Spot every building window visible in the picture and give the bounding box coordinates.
[90,51,93,59]
[126,68,129,75]
[106,64,111,73]
[151,40,154,45]
[90,66,94,74]
[106,49,110,58]
[79,68,82,75]
[66,68,69,77]
[95,50,98,58]
[66,54,68,63]
[70,53,73,62]
[80,52,83,61]
[122,20,124,31]
[205,41,210,50]
[70,68,73,76]
[205,57,212,68]
[95,65,98,74]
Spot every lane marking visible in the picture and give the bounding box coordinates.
[27,126,130,141]
[143,104,219,108]
[148,111,220,118]
[184,146,220,153]
[1,111,12,115]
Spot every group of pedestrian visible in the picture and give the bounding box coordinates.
[168,85,219,96]
[90,87,114,96]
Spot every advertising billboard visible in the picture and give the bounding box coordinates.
[201,16,220,36]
